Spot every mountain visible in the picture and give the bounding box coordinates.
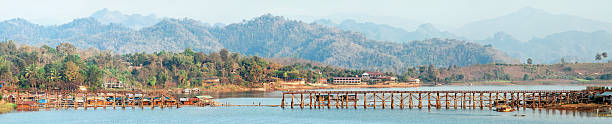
[0,14,516,72]
[455,7,612,41]
[90,8,162,29]
[314,19,463,42]
[479,30,612,63]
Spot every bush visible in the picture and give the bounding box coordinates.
[562,67,572,71]
[585,76,595,80]
[600,74,612,80]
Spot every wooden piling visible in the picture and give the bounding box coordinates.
[400,93,404,109]
[309,93,312,109]
[344,93,349,108]
[363,93,367,109]
[418,93,422,109]
[281,94,285,109]
[373,93,376,109]
[326,93,331,109]
[409,93,413,109]
[390,93,394,109]
[382,93,386,109]
[290,94,294,109]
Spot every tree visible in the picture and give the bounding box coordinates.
[220,48,229,62]
[0,61,16,87]
[147,76,157,87]
[596,53,602,61]
[85,65,103,89]
[560,57,565,64]
[603,52,608,58]
[56,43,76,56]
[63,61,83,89]
[23,64,38,88]
[527,58,533,64]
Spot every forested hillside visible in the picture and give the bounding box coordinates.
[0,14,516,73]
[0,41,370,90]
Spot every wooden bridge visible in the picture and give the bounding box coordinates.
[1,89,183,110]
[281,90,606,110]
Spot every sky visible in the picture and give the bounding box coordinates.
[0,0,611,27]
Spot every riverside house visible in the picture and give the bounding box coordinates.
[332,77,362,85]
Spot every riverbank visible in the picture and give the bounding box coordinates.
[447,79,612,86]
[546,103,612,111]
[0,101,16,114]
[176,83,422,93]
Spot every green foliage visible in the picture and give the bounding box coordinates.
[147,76,157,87]
[600,74,612,80]
[85,65,103,89]
[585,76,595,80]
[523,74,530,81]
[0,41,388,89]
[527,58,533,64]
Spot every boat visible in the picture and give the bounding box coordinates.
[495,105,515,112]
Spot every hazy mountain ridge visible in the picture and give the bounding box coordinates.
[313,19,463,42]
[0,14,514,72]
[479,30,612,63]
[90,8,162,29]
[455,7,612,41]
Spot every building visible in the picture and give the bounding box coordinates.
[408,78,421,84]
[202,77,220,84]
[598,92,612,105]
[316,78,328,84]
[279,78,305,85]
[362,71,385,79]
[333,77,362,85]
[102,78,125,89]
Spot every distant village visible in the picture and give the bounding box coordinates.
[97,70,420,91]
[272,70,420,87]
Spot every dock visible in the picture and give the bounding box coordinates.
[280,90,609,110]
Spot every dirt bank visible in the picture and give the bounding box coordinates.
[546,103,612,111]
[0,101,16,114]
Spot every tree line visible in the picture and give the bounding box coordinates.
[1,41,437,90]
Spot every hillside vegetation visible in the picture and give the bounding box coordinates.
[435,63,612,84]
[0,41,378,90]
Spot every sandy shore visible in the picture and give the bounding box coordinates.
[546,103,612,111]
[0,101,16,114]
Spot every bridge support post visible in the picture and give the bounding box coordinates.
[400,93,404,109]
[409,93,413,109]
[354,93,358,109]
[281,93,285,109]
[391,93,394,109]
[290,94,294,109]
[418,93,422,109]
[309,93,312,109]
[364,93,367,109]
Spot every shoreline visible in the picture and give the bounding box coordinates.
[0,101,16,114]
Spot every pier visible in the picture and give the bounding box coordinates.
[280,90,608,110]
[1,89,183,110]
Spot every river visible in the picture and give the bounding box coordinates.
[1,85,611,124]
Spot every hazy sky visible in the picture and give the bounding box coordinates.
[1,0,611,27]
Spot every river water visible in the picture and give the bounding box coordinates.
[1,85,611,124]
